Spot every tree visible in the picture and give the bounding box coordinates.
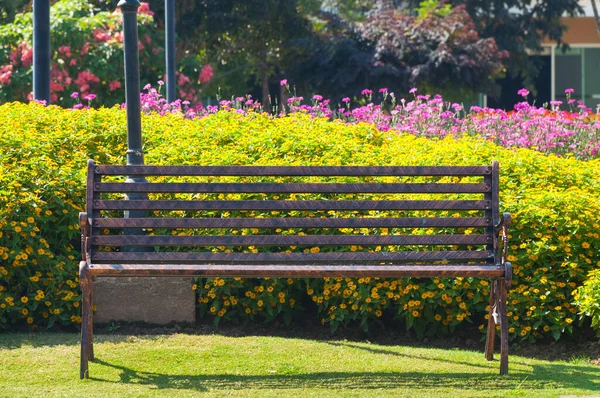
[450,0,583,91]
[170,0,314,109]
[288,0,507,101]
[591,0,600,39]
[0,0,29,25]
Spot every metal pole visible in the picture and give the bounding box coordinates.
[118,0,148,248]
[118,0,144,166]
[33,0,50,103]
[165,0,176,103]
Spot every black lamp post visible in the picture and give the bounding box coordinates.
[33,0,50,103]
[165,0,176,103]
[118,0,148,245]
[118,0,144,167]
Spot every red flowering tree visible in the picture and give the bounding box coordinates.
[0,0,212,107]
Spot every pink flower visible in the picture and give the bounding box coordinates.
[58,45,72,58]
[565,88,575,94]
[75,71,100,95]
[80,43,91,56]
[379,88,388,93]
[280,79,288,86]
[0,65,13,85]
[50,82,64,92]
[409,87,418,94]
[69,59,77,66]
[20,46,32,68]
[85,94,96,101]
[342,97,350,103]
[517,88,529,97]
[109,81,121,91]
[93,29,110,43]
[138,2,154,16]
[361,89,373,96]
[177,71,190,86]
[312,95,323,101]
[70,92,79,99]
[158,80,164,86]
[199,64,213,84]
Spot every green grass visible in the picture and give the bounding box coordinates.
[0,333,598,397]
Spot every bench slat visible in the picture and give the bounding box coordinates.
[96,182,491,194]
[94,165,492,176]
[93,234,491,247]
[95,199,490,211]
[85,263,504,277]
[93,217,493,229]
[91,250,493,263]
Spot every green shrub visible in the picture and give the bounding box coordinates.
[0,102,599,342]
[574,269,600,338]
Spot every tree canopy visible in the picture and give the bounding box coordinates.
[0,0,587,107]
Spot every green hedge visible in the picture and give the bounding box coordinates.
[1,102,599,341]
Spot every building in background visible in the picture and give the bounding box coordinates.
[488,1,600,110]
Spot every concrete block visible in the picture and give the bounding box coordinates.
[92,277,196,325]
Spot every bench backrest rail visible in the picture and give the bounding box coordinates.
[84,160,502,271]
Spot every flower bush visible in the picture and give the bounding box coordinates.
[137,83,600,160]
[0,0,208,107]
[574,269,600,339]
[0,101,598,342]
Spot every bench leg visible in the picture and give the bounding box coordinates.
[498,278,509,376]
[484,280,497,361]
[80,265,92,379]
[89,279,94,361]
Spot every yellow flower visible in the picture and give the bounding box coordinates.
[565,318,573,324]
[20,296,28,304]
[27,217,35,223]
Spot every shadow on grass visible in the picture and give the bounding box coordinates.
[88,357,599,392]
[1,333,598,392]
[0,333,166,349]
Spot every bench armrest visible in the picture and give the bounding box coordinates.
[496,212,512,288]
[497,212,511,265]
[79,212,90,262]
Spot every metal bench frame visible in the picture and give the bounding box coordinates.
[79,159,512,378]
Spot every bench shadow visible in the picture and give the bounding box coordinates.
[1,333,598,392]
[88,355,600,393]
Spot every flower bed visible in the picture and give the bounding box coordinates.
[0,101,598,342]
[129,84,600,160]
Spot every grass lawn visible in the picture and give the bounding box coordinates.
[0,333,598,397]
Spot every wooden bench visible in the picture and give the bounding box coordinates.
[79,159,512,378]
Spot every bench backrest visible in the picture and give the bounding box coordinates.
[84,160,501,275]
